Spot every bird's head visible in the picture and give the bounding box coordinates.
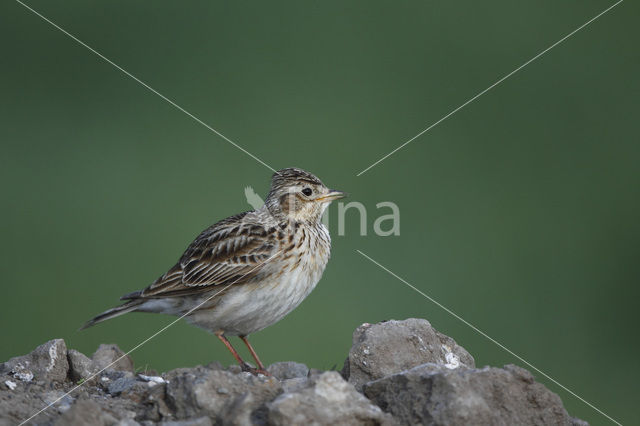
[265,167,346,223]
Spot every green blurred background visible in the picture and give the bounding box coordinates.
[1,0,638,424]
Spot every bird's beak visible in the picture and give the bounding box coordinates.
[316,189,347,202]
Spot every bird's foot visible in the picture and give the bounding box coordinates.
[240,363,271,376]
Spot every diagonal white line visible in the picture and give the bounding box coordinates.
[19,249,283,426]
[14,0,276,173]
[356,0,623,176]
[356,249,622,426]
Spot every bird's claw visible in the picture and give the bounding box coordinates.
[241,363,271,376]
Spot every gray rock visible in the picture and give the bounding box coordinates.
[67,349,98,383]
[223,391,271,426]
[0,339,69,383]
[342,319,474,391]
[92,344,135,373]
[54,399,120,426]
[165,367,282,422]
[0,319,587,426]
[43,390,75,413]
[267,371,395,425]
[118,420,142,426]
[159,418,213,426]
[267,362,309,380]
[108,376,139,396]
[98,369,131,392]
[0,380,18,391]
[363,363,581,426]
[280,377,309,393]
[204,361,225,371]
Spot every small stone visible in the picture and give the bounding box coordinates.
[55,399,119,426]
[266,362,309,380]
[363,363,580,425]
[165,367,282,421]
[267,371,395,425]
[92,344,134,373]
[138,374,166,385]
[108,376,137,396]
[101,369,130,383]
[159,418,213,426]
[342,318,475,390]
[0,339,69,383]
[118,420,142,426]
[225,364,243,374]
[43,391,75,414]
[205,361,224,371]
[4,380,16,390]
[67,349,98,383]
[12,370,34,382]
[280,377,308,393]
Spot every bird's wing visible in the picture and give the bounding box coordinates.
[134,212,280,299]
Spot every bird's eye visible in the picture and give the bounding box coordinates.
[301,188,313,196]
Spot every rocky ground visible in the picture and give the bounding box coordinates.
[0,318,587,425]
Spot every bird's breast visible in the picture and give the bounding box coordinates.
[185,223,332,336]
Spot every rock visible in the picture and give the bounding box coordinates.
[267,362,309,380]
[98,369,131,391]
[223,392,271,426]
[204,361,225,371]
[363,363,579,426]
[1,380,17,391]
[67,349,98,383]
[165,367,282,422]
[0,339,69,383]
[0,319,587,426]
[54,399,121,426]
[267,371,395,425]
[92,344,135,373]
[159,418,213,426]
[342,319,475,391]
[43,390,75,413]
[138,374,167,385]
[280,377,308,393]
[108,376,138,396]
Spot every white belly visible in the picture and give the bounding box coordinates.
[184,244,329,336]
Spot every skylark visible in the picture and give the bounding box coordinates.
[82,168,346,374]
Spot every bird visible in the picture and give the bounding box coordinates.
[82,167,346,375]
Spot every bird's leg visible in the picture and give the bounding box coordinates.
[215,331,251,371]
[240,335,269,375]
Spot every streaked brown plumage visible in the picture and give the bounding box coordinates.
[82,167,346,374]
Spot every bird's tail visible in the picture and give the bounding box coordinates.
[80,299,144,330]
